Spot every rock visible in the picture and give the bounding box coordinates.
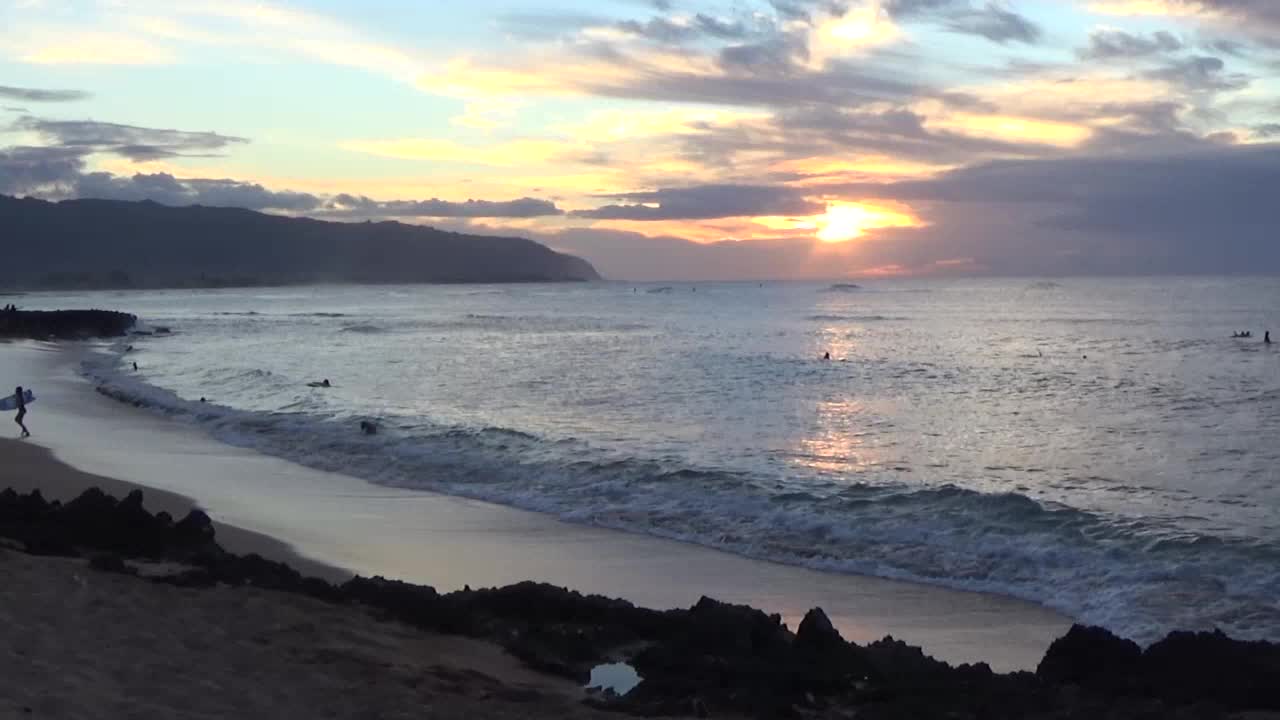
[1141,630,1280,710]
[0,309,137,339]
[89,553,135,575]
[795,607,844,655]
[173,509,216,545]
[1037,624,1141,691]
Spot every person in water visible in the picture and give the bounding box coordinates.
[308,379,331,388]
[1267,331,1272,345]
[823,352,831,360]
[14,385,29,438]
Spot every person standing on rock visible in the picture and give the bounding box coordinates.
[14,385,29,438]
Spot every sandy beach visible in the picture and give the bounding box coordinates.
[0,341,1069,671]
[0,544,610,719]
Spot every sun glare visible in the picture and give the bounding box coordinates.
[816,202,918,243]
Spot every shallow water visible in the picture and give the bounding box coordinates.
[29,277,1280,642]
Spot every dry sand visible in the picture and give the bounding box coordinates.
[0,546,615,719]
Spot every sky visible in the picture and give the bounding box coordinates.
[2,0,1279,280]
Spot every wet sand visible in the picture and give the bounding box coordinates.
[0,341,1070,671]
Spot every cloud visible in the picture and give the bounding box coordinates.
[572,184,824,220]
[1144,55,1249,92]
[0,145,86,196]
[883,0,1041,44]
[0,85,90,102]
[944,4,1043,45]
[324,193,563,218]
[0,145,562,217]
[1077,29,1183,60]
[1253,123,1280,138]
[68,171,321,210]
[11,117,249,160]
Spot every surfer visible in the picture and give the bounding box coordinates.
[132,361,138,371]
[359,420,378,435]
[823,352,831,360]
[307,379,331,388]
[1266,331,1272,345]
[14,385,29,438]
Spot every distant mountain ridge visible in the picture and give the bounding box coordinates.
[0,195,600,289]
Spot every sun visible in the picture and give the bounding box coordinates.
[817,202,918,243]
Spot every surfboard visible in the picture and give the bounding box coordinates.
[0,389,34,411]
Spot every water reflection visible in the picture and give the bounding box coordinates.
[792,399,887,475]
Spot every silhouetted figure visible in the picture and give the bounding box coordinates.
[360,420,378,435]
[200,397,207,403]
[132,361,138,371]
[14,385,29,438]
[307,379,331,388]
[1267,331,1272,345]
[823,352,831,360]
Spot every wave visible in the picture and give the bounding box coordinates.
[81,347,1280,645]
[807,314,906,322]
[339,323,387,334]
[821,283,862,293]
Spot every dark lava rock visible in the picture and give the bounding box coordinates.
[1141,630,1280,710]
[88,553,135,575]
[0,309,136,339]
[1038,624,1142,691]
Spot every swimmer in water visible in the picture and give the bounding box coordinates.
[823,352,831,360]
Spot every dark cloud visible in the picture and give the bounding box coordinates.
[325,193,563,218]
[572,184,823,220]
[615,10,751,44]
[944,4,1041,45]
[1077,30,1183,60]
[1145,55,1250,93]
[1253,123,1280,138]
[694,13,750,40]
[0,85,90,103]
[1,145,558,217]
[1175,0,1280,26]
[883,0,959,17]
[883,1,1040,45]
[0,145,87,196]
[11,117,249,160]
[718,34,808,75]
[71,171,322,211]
[617,16,698,42]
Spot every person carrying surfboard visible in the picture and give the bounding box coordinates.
[14,385,29,438]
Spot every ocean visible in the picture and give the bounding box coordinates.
[29,277,1280,643]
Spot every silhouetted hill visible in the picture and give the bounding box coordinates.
[0,195,600,289]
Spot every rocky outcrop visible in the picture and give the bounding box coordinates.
[3,486,1280,719]
[0,309,137,339]
[1039,623,1280,711]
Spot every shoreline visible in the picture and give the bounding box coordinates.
[5,483,1279,720]
[0,340,1070,670]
